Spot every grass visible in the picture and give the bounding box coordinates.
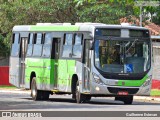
[0,85,16,89]
[151,89,160,96]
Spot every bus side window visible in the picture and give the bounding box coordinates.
[11,33,20,56]
[72,34,83,58]
[42,45,51,57]
[29,33,34,44]
[42,33,52,57]
[45,33,52,44]
[32,33,43,57]
[64,33,73,45]
[74,34,83,45]
[26,33,34,57]
[36,33,42,44]
[12,33,19,44]
[14,33,20,44]
[62,33,73,58]
[32,44,42,57]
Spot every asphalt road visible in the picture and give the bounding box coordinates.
[0,92,159,111]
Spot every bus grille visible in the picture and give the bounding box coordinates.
[107,87,139,94]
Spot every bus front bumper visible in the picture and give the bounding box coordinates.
[89,82,152,96]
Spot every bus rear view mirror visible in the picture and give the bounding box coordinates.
[90,40,94,50]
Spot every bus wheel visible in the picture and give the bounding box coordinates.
[123,95,133,105]
[31,77,41,101]
[41,91,50,100]
[75,81,85,103]
[85,96,91,102]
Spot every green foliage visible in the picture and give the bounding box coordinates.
[133,0,160,24]
[0,33,9,56]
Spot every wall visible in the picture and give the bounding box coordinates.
[0,66,10,85]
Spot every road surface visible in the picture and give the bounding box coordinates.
[0,92,159,111]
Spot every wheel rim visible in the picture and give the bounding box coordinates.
[31,81,36,97]
[76,83,80,102]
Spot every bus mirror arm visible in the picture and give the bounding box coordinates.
[90,41,94,50]
[69,53,72,58]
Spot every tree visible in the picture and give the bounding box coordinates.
[2,0,159,56]
[132,0,160,25]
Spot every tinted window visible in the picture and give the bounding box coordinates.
[26,45,33,56]
[95,29,121,37]
[36,33,42,44]
[62,45,72,58]
[11,33,20,56]
[42,44,51,57]
[72,45,82,58]
[45,33,52,44]
[129,30,149,37]
[29,33,34,44]
[33,44,42,57]
[65,34,73,45]
[11,44,20,56]
[13,33,20,44]
[75,34,83,45]
[62,33,83,58]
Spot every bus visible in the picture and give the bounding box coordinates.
[9,23,152,104]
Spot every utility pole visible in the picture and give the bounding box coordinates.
[135,1,160,27]
[140,5,142,27]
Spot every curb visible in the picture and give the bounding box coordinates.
[0,89,30,94]
[134,96,160,102]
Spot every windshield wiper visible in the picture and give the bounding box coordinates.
[125,39,138,54]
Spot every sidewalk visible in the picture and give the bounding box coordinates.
[0,88,30,94]
[134,96,160,102]
[0,88,160,102]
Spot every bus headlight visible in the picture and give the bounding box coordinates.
[93,73,104,85]
[142,76,152,87]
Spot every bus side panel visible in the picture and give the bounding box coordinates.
[66,60,76,92]
[57,59,76,92]
[57,59,68,91]
[42,59,54,90]
[9,57,20,87]
[25,58,47,90]
[75,61,84,93]
[25,58,31,89]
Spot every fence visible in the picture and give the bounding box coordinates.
[0,51,10,85]
[152,42,160,81]
[0,66,10,85]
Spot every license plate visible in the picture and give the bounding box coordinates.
[117,91,128,95]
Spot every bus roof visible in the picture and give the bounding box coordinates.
[12,25,80,32]
[12,23,149,32]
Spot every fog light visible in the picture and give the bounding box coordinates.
[95,86,100,91]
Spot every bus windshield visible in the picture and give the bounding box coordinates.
[94,39,151,74]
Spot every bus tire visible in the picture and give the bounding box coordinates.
[41,91,50,100]
[85,96,91,102]
[31,77,41,101]
[123,95,133,105]
[72,79,77,100]
[75,81,85,103]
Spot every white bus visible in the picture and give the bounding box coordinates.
[9,23,152,104]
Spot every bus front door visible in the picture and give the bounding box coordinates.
[53,38,60,89]
[84,40,91,91]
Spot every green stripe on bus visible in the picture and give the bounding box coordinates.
[118,75,148,87]
[30,26,79,31]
